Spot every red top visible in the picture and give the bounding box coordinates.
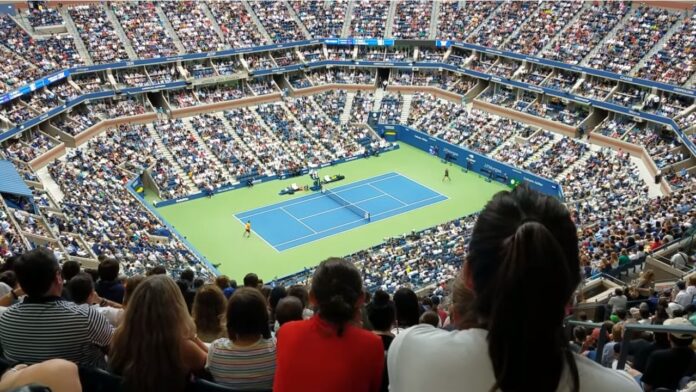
[274,315,385,392]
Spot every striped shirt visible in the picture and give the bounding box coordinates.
[207,337,276,390]
[0,296,113,367]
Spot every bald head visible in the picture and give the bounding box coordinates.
[275,296,303,327]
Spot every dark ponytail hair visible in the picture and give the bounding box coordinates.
[467,186,581,392]
[311,257,363,336]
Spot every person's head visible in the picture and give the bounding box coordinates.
[226,287,268,340]
[393,287,420,328]
[367,289,395,332]
[419,310,439,327]
[269,286,287,318]
[465,186,580,391]
[215,275,230,290]
[67,272,94,304]
[572,326,587,344]
[664,317,695,347]
[243,273,259,288]
[615,309,627,321]
[309,258,364,336]
[97,258,119,282]
[0,270,17,289]
[275,296,303,327]
[677,280,686,291]
[15,248,62,298]
[179,269,194,283]
[61,260,81,282]
[147,265,166,276]
[122,275,144,307]
[192,284,226,337]
[287,284,309,309]
[689,275,696,287]
[110,275,194,392]
[614,288,623,297]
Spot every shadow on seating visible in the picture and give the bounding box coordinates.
[78,367,123,392]
[190,378,272,392]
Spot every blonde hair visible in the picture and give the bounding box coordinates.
[109,275,195,392]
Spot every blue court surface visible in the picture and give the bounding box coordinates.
[235,172,448,251]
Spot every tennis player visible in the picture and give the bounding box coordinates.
[443,168,451,182]
[244,221,251,238]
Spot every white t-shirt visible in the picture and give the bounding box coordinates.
[387,325,641,392]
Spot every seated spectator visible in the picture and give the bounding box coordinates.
[419,311,440,327]
[207,287,276,390]
[392,287,420,334]
[274,258,384,392]
[0,248,113,367]
[366,289,395,392]
[608,288,628,314]
[67,272,123,327]
[274,296,303,331]
[109,275,208,392]
[387,186,640,391]
[192,284,227,343]
[641,317,696,391]
[96,258,124,304]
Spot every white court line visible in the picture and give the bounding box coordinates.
[329,173,402,195]
[393,171,448,198]
[296,194,390,221]
[233,214,281,253]
[281,206,317,234]
[274,194,447,248]
[367,183,407,206]
[238,172,402,220]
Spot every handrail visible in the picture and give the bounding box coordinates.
[565,319,609,364]
[617,323,696,370]
[1,39,694,156]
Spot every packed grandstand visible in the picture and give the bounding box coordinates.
[0,0,695,391]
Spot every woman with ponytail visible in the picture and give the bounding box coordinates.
[274,257,384,392]
[388,186,640,392]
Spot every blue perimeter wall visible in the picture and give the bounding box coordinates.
[376,124,565,200]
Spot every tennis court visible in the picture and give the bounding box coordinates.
[235,172,447,251]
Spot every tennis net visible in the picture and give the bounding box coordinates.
[324,189,370,222]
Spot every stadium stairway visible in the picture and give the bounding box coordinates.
[428,1,441,40]
[631,10,689,75]
[212,111,266,170]
[145,123,198,194]
[580,5,636,66]
[199,2,229,48]
[373,88,385,113]
[285,1,313,40]
[183,119,235,183]
[687,70,696,88]
[340,92,356,125]
[341,0,355,38]
[464,2,504,42]
[154,3,187,55]
[399,94,413,124]
[59,7,93,65]
[103,4,138,60]
[540,2,592,56]
[385,0,398,38]
[36,167,65,204]
[242,0,273,42]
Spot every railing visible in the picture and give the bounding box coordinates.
[565,319,610,364]
[1,38,694,156]
[617,323,696,370]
